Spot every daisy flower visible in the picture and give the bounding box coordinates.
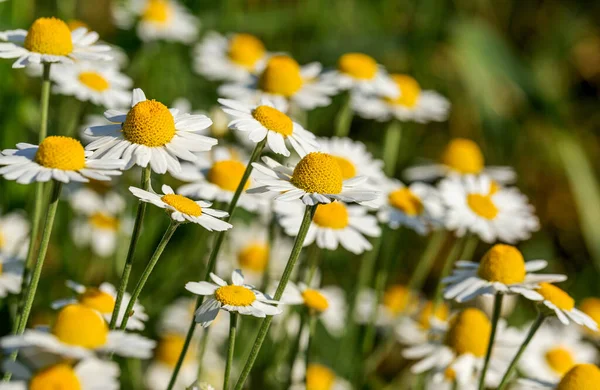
[0,211,29,260]
[157,297,196,336]
[129,184,232,231]
[354,285,414,326]
[85,88,217,175]
[316,137,385,184]
[185,269,282,328]
[439,174,540,243]
[193,31,268,82]
[249,152,379,206]
[513,364,600,390]
[579,297,600,340]
[218,55,338,112]
[0,136,124,184]
[290,362,351,390]
[0,304,156,359]
[146,333,199,390]
[443,244,566,303]
[219,98,319,157]
[394,301,451,345]
[535,283,598,330]
[0,258,23,298]
[0,17,111,68]
[425,355,478,390]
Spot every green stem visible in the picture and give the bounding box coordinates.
[260,209,278,292]
[406,231,449,298]
[333,93,353,138]
[119,221,179,330]
[109,166,151,329]
[304,245,321,286]
[284,311,306,390]
[233,205,317,390]
[39,63,51,140]
[304,313,317,375]
[432,234,465,311]
[382,120,402,176]
[223,313,238,390]
[478,292,504,390]
[196,327,211,378]
[497,313,545,390]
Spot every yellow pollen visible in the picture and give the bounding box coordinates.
[580,298,600,333]
[312,202,349,229]
[161,194,202,216]
[305,364,336,390]
[382,285,410,315]
[24,17,73,56]
[557,364,600,390]
[441,138,485,174]
[214,285,256,306]
[35,136,86,170]
[333,156,356,180]
[444,367,457,381]
[52,304,108,349]
[238,242,269,272]
[337,53,378,80]
[467,193,498,220]
[477,244,526,284]
[302,289,329,312]
[545,347,575,375]
[388,188,424,216]
[291,152,343,195]
[208,159,250,192]
[143,0,171,23]
[258,55,303,97]
[445,308,491,357]
[67,20,89,31]
[228,33,266,69]
[418,301,449,329]
[156,334,194,367]
[537,283,575,311]
[30,363,81,390]
[78,71,110,92]
[252,105,293,136]
[385,74,421,108]
[79,288,115,314]
[122,100,176,147]
[89,212,120,231]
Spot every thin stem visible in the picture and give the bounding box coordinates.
[223,313,238,390]
[432,234,465,312]
[478,292,504,390]
[497,313,546,390]
[119,221,179,330]
[304,245,321,286]
[333,93,353,138]
[233,205,317,390]
[406,231,449,297]
[39,63,51,140]
[109,166,152,329]
[382,120,402,176]
[196,327,211,378]
[284,311,306,390]
[260,209,278,292]
[304,313,317,375]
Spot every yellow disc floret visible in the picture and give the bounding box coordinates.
[418,301,449,329]
[258,55,303,97]
[79,288,115,314]
[388,188,424,216]
[252,105,293,136]
[302,289,329,312]
[161,194,202,216]
[24,17,73,56]
[214,285,256,306]
[386,74,421,108]
[545,347,575,375]
[467,193,498,220]
[291,152,343,194]
[537,283,575,311]
[238,242,269,272]
[441,138,484,174]
[156,334,194,367]
[52,304,108,349]
[30,363,81,390]
[477,244,526,284]
[122,100,176,147]
[35,136,86,170]
[0,230,5,250]
[89,212,120,231]
[208,159,250,192]
[305,364,336,390]
[333,156,356,180]
[445,308,491,357]
[382,285,410,315]
[557,364,600,390]
[337,53,378,80]
[228,33,266,69]
[580,298,600,332]
[78,71,110,92]
[143,0,171,23]
[312,202,349,229]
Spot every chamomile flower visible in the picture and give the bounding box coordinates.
[185,269,282,328]
[145,334,199,390]
[158,297,195,336]
[250,152,379,206]
[0,17,111,68]
[0,304,156,359]
[425,355,478,390]
[129,184,232,230]
[316,137,385,183]
[394,301,451,345]
[0,258,23,298]
[0,211,29,260]
[290,362,351,390]
[354,285,419,326]
[579,298,600,340]
[514,364,600,390]
[0,136,124,184]
[535,283,598,330]
[219,98,319,157]
[85,88,216,175]
[439,174,540,243]
[194,32,268,82]
[218,55,338,112]
[443,244,566,303]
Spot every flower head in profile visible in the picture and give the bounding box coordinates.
[0,17,111,68]
[514,364,600,390]
[535,283,597,330]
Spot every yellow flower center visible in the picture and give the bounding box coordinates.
[79,288,115,314]
[477,244,526,284]
[337,53,378,80]
[382,285,410,315]
[161,194,202,216]
[388,188,424,216]
[385,74,421,108]
[78,71,110,92]
[312,202,349,229]
[122,100,176,147]
[208,159,250,192]
[0,230,4,250]
[67,19,89,31]
[156,334,194,367]
[418,301,449,329]
[302,289,329,312]
[291,152,343,195]
[214,285,256,306]
[35,136,86,170]
[333,156,356,180]
[24,17,73,56]
[557,364,600,390]
[580,298,600,332]
[467,193,498,220]
[252,105,294,136]
[489,180,500,195]
[238,242,269,272]
[305,364,336,390]
[228,33,266,69]
[445,308,491,357]
[537,283,575,311]
[258,55,303,97]
[444,367,457,381]
[89,212,120,231]
[441,138,485,174]
[545,347,575,375]
[30,363,81,390]
[143,0,171,23]
[52,304,108,349]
